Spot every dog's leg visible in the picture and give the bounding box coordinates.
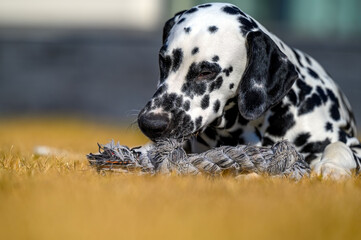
[313,139,361,179]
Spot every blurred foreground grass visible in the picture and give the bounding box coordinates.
[1,118,361,240]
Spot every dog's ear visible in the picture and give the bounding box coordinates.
[238,31,299,120]
[162,10,187,44]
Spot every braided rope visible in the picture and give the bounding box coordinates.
[87,139,310,180]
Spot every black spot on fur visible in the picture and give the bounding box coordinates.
[238,16,258,35]
[184,27,191,33]
[305,154,318,164]
[327,89,340,105]
[351,144,361,149]
[316,86,328,103]
[195,116,203,129]
[305,55,312,65]
[160,93,177,111]
[339,130,347,143]
[191,47,199,55]
[229,83,234,89]
[325,122,333,132]
[175,95,183,108]
[172,48,183,72]
[231,129,245,144]
[183,100,190,111]
[343,121,354,136]
[238,114,249,126]
[159,55,172,83]
[208,26,218,33]
[185,7,198,14]
[222,5,245,16]
[168,110,194,138]
[198,4,212,8]
[210,116,222,127]
[296,79,312,104]
[294,132,311,147]
[177,18,186,24]
[209,77,223,92]
[212,55,219,62]
[218,135,239,147]
[224,104,239,129]
[222,6,239,14]
[262,137,275,146]
[330,104,340,121]
[307,67,319,79]
[300,138,331,154]
[287,89,297,105]
[223,66,233,77]
[326,89,341,121]
[179,113,194,135]
[204,127,217,140]
[292,49,304,67]
[266,103,295,137]
[213,100,220,113]
[182,82,207,98]
[201,94,210,109]
[298,93,322,116]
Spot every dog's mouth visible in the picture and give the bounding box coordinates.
[139,96,223,143]
[148,125,205,143]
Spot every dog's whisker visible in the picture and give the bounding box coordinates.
[125,109,141,118]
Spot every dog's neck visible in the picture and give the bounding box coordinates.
[194,97,265,151]
[209,97,247,129]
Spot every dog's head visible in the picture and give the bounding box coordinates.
[138,3,298,141]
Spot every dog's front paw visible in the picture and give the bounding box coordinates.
[313,162,351,180]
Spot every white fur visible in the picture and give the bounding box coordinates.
[313,141,356,179]
[145,3,360,180]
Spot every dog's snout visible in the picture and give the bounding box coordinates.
[138,113,170,139]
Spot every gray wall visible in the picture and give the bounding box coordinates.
[0,28,360,126]
[0,29,161,123]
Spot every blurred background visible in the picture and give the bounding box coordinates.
[0,0,360,125]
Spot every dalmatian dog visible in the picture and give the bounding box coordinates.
[137,3,361,179]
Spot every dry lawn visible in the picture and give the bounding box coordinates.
[0,118,361,240]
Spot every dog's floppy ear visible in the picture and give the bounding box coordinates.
[162,10,187,44]
[238,31,299,120]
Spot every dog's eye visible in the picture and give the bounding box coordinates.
[197,71,217,80]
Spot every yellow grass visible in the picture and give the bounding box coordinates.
[1,118,361,240]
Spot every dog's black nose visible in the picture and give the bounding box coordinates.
[138,113,170,139]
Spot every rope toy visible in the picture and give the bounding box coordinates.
[87,139,310,180]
